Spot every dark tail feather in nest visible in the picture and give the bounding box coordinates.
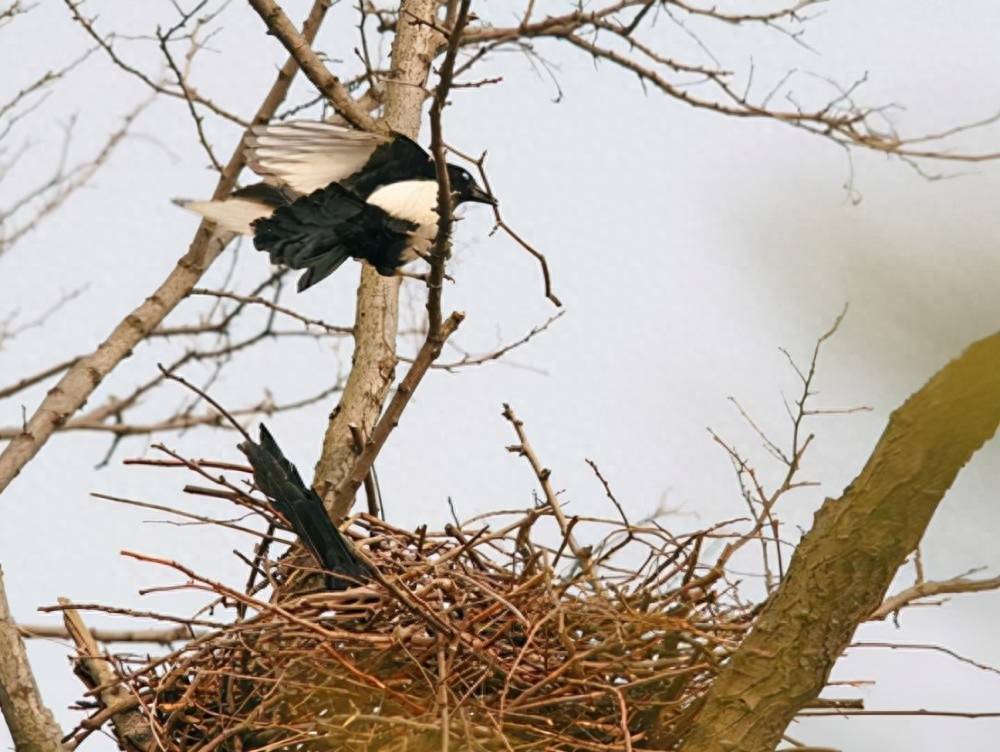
[239,424,370,590]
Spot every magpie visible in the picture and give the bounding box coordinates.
[239,424,370,591]
[178,121,495,291]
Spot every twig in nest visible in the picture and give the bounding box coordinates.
[501,403,602,595]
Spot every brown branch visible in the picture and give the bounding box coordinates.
[156,24,224,172]
[0,566,64,752]
[850,641,1000,677]
[426,0,473,337]
[868,574,1000,621]
[501,403,603,595]
[62,0,247,127]
[246,0,382,132]
[17,623,197,645]
[796,709,1000,719]
[314,0,444,512]
[456,4,1000,167]
[0,0,332,496]
[349,423,381,517]
[0,383,342,440]
[0,356,79,401]
[678,328,1000,752]
[1,103,145,256]
[60,600,155,751]
[423,311,563,371]
[189,287,353,334]
[329,311,464,519]
[448,146,562,308]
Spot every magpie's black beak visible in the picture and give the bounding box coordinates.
[465,184,497,206]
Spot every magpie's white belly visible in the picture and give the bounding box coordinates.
[367,179,442,264]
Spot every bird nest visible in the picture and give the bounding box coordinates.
[71,444,757,752]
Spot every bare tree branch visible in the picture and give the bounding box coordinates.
[869,573,1000,622]
[17,623,196,645]
[329,311,464,518]
[0,566,64,752]
[246,0,382,133]
[314,0,445,513]
[678,328,1000,752]
[0,0,332,496]
[60,600,155,751]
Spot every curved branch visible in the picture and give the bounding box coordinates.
[677,329,1000,752]
[247,0,382,133]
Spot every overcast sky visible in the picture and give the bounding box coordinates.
[3,2,1000,750]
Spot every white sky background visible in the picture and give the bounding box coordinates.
[2,1,1000,749]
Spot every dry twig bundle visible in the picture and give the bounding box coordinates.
[58,449,756,752]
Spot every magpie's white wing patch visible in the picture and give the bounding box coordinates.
[367,180,441,259]
[366,180,440,226]
[246,121,389,194]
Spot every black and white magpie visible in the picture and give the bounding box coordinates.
[178,121,495,291]
[239,424,369,591]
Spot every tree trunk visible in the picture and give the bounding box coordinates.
[0,567,64,752]
[677,329,1000,752]
[315,0,442,520]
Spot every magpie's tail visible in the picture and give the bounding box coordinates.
[174,183,289,236]
[239,424,370,590]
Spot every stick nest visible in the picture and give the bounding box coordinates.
[70,452,756,752]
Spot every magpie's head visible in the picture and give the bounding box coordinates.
[446,164,495,207]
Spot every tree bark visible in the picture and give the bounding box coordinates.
[677,329,1000,752]
[314,0,443,520]
[0,567,64,752]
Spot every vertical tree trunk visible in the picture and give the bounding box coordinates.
[315,0,442,520]
[0,568,64,752]
[676,330,1000,752]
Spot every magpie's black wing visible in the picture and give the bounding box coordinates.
[245,121,430,197]
[252,183,419,291]
[339,135,433,199]
[239,424,369,591]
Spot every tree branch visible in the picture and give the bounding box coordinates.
[330,311,464,518]
[314,0,445,515]
[677,329,1000,752]
[246,0,382,133]
[0,566,64,752]
[869,574,1000,622]
[17,623,196,645]
[60,600,154,751]
[0,0,331,496]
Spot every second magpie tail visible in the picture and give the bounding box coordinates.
[239,423,371,591]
